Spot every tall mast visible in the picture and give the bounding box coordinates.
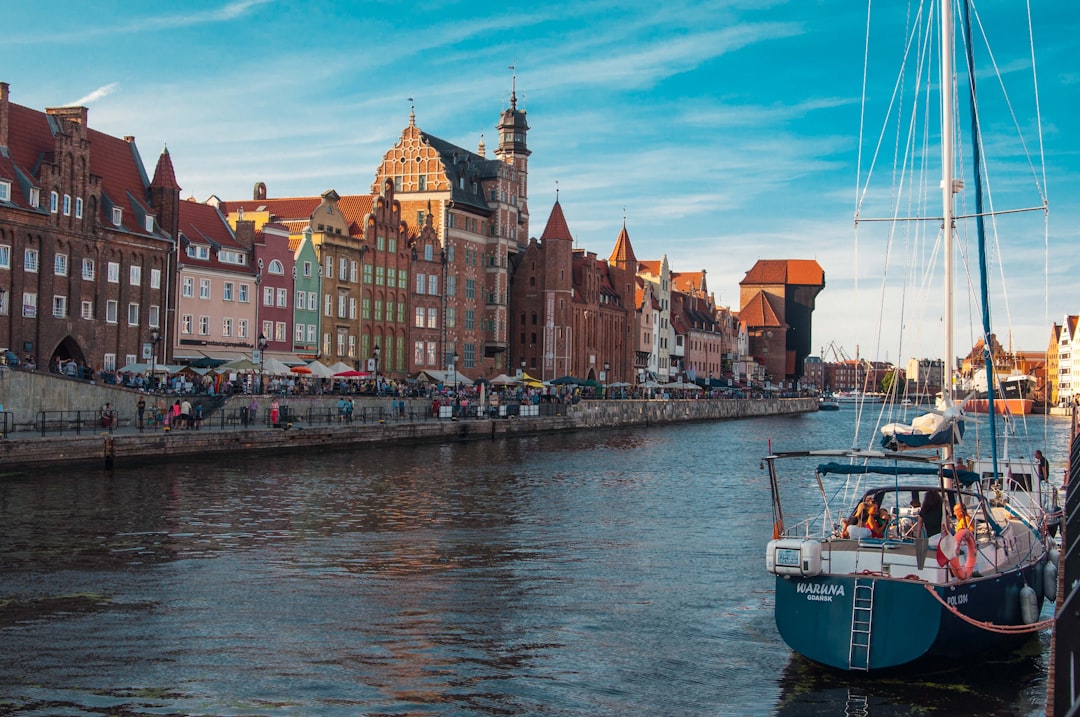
[940,0,955,414]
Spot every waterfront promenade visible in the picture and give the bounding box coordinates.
[0,369,818,471]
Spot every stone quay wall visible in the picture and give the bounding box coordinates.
[0,368,816,472]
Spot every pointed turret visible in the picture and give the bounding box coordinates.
[147,146,181,239]
[609,220,637,269]
[540,199,572,243]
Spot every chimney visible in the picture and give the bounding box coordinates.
[234,219,256,248]
[0,82,8,147]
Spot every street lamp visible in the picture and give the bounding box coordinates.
[372,344,380,394]
[603,361,610,398]
[257,333,269,394]
[452,351,459,392]
[149,327,161,391]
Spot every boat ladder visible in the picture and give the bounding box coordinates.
[848,578,875,671]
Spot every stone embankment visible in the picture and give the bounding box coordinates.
[0,367,816,472]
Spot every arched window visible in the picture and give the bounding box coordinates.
[267,259,285,275]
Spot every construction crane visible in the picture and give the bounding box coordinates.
[821,341,851,364]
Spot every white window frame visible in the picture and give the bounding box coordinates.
[24,248,38,273]
[81,300,94,320]
[0,180,10,202]
[54,253,68,276]
[198,315,210,336]
[149,304,160,327]
[0,245,9,268]
[276,287,287,307]
[49,191,58,213]
[53,295,67,318]
[107,262,120,283]
[127,302,139,326]
[75,197,83,218]
[106,299,118,324]
[112,206,123,226]
[82,258,95,280]
[129,265,141,286]
[62,194,71,216]
[199,278,211,300]
[150,268,161,289]
[182,277,194,297]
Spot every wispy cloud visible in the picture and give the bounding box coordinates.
[67,83,119,107]
[0,0,273,46]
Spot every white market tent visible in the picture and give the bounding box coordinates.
[306,361,335,378]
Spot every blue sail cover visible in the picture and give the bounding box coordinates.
[880,419,965,451]
[816,462,979,486]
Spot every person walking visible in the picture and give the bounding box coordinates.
[136,397,146,431]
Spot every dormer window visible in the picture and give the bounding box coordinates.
[112,207,123,226]
[29,187,40,208]
[0,180,10,202]
[186,245,210,260]
[144,215,154,232]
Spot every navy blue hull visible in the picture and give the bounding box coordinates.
[773,564,1041,671]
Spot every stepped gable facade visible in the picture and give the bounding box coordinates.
[738,259,824,386]
[0,81,176,373]
[373,95,530,378]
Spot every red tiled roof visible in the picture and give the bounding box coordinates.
[540,200,573,242]
[222,194,375,233]
[150,147,180,190]
[637,260,661,276]
[739,290,786,328]
[87,128,156,234]
[178,199,250,266]
[741,259,824,286]
[672,271,706,294]
[609,223,636,265]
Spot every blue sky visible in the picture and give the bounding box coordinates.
[3,0,1075,363]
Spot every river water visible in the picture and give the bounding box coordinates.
[0,408,1070,716]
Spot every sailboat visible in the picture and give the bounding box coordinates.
[764,1,1057,671]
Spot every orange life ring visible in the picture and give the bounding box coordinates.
[949,528,977,580]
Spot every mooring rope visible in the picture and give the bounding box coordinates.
[921,582,1054,633]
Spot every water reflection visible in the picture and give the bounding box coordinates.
[0,413,1066,715]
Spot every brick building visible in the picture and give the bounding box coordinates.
[738,259,825,387]
[0,82,175,374]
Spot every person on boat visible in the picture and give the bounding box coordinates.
[845,495,887,538]
[915,489,945,539]
[953,502,973,532]
[1035,450,1050,482]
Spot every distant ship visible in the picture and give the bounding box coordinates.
[963,369,1035,415]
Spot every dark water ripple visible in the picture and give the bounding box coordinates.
[0,413,1067,715]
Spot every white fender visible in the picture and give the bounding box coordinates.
[1020,585,1038,625]
[1045,560,1058,602]
[1049,549,1061,568]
